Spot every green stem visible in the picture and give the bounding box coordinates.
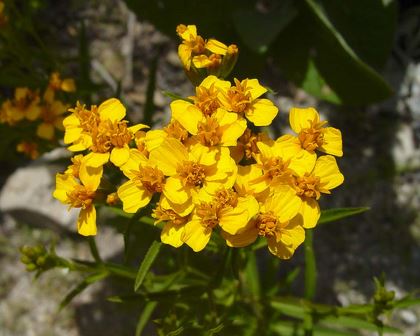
[88,236,102,264]
[304,229,317,301]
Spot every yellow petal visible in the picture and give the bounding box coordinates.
[149,138,188,176]
[189,143,217,166]
[205,39,228,55]
[64,127,82,144]
[182,219,211,252]
[161,221,185,248]
[200,75,230,91]
[289,107,319,133]
[84,152,110,168]
[98,98,126,122]
[170,100,202,134]
[264,188,302,223]
[77,206,97,236]
[313,155,344,190]
[245,79,267,100]
[68,134,92,152]
[53,173,78,203]
[63,113,80,128]
[219,207,249,235]
[61,78,76,92]
[299,198,320,229]
[192,55,213,68]
[117,180,151,213]
[220,118,247,146]
[110,146,130,167]
[178,44,192,70]
[144,129,167,152]
[222,221,258,247]
[287,150,317,176]
[26,105,41,121]
[163,176,190,205]
[36,123,55,140]
[79,164,103,190]
[246,99,278,126]
[128,123,149,134]
[320,127,343,157]
[120,149,148,179]
[160,195,194,217]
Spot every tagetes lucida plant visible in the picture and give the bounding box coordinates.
[53,24,344,260]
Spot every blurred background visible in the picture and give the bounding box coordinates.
[0,0,419,335]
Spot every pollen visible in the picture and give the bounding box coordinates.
[191,84,221,115]
[91,120,131,153]
[69,102,100,134]
[178,161,206,187]
[197,115,222,146]
[259,157,293,182]
[134,166,165,193]
[66,185,95,209]
[256,212,278,238]
[298,120,328,151]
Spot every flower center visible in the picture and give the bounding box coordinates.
[196,203,219,229]
[153,205,188,227]
[260,157,293,182]
[91,120,132,153]
[70,103,100,134]
[134,166,165,193]
[214,188,238,209]
[256,212,278,238]
[66,185,95,209]
[298,120,328,151]
[178,161,206,187]
[197,116,222,146]
[293,174,325,200]
[164,120,189,143]
[192,84,221,115]
[225,79,252,114]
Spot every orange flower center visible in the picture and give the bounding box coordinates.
[70,103,100,134]
[196,203,219,229]
[67,185,95,209]
[197,115,222,146]
[293,174,327,200]
[214,188,238,209]
[259,157,293,183]
[226,79,252,114]
[256,212,278,238]
[153,205,188,227]
[164,120,189,143]
[192,84,221,115]
[178,161,206,187]
[91,120,132,153]
[134,166,165,193]
[298,120,327,151]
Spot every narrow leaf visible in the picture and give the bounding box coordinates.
[134,241,162,292]
[304,230,317,301]
[319,207,369,225]
[135,301,158,336]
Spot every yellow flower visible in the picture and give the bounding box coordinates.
[36,93,68,140]
[291,155,344,229]
[65,154,84,178]
[53,165,102,236]
[223,189,304,259]
[63,98,148,167]
[279,107,343,158]
[182,188,259,251]
[230,129,273,163]
[153,197,190,248]
[250,141,315,194]
[16,141,39,160]
[4,88,41,123]
[149,138,237,215]
[106,192,119,206]
[234,165,269,202]
[176,24,228,71]
[48,72,76,92]
[219,78,278,126]
[117,149,166,213]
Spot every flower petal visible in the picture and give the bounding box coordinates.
[161,221,185,248]
[313,155,344,190]
[289,107,319,133]
[320,127,343,157]
[117,180,151,213]
[170,100,202,135]
[36,123,55,140]
[98,98,126,122]
[299,197,320,229]
[77,206,97,236]
[149,138,188,176]
[246,99,278,126]
[110,146,130,167]
[182,219,211,252]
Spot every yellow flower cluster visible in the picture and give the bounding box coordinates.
[0,72,75,158]
[55,74,343,259]
[176,24,238,85]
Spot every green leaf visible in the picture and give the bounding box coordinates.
[318,207,369,225]
[270,321,361,336]
[135,301,158,336]
[244,251,261,298]
[134,241,162,292]
[232,1,298,54]
[322,316,402,334]
[59,272,108,310]
[162,91,193,103]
